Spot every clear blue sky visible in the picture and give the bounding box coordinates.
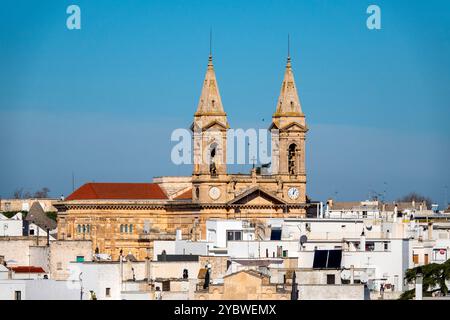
[0,0,449,206]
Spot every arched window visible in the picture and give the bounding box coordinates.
[82,225,86,233]
[124,224,128,233]
[129,224,133,233]
[288,143,297,175]
[209,143,218,176]
[120,224,124,233]
[195,187,200,199]
[77,225,81,233]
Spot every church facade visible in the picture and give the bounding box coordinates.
[54,53,309,260]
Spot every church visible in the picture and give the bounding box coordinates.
[54,51,309,260]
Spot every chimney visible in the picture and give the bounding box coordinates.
[428,223,433,240]
[393,204,398,223]
[176,229,182,241]
[360,229,366,252]
[327,199,333,208]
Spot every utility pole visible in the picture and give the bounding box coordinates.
[119,249,123,291]
[445,185,448,209]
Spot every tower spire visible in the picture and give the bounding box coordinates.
[195,32,226,116]
[273,45,303,117]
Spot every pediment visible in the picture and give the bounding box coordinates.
[190,120,228,132]
[228,187,286,205]
[203,120,227,131]
[280,122,308,132]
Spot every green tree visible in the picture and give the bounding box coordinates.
[400,259,450,299]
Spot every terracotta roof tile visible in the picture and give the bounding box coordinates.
[11,266,46,273]
[174,189,192,200]
[66,183,168,200]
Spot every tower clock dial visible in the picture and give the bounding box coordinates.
[288,187,300,200]
[208,186,221,200]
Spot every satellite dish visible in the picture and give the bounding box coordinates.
[365,224,372,231]
[360,272,369,284]
[300,235,308,245]
[340,269,351,281]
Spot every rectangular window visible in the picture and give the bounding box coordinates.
[14,291,21,300]
[424,254,429,265]
[105,288,111,297]
[29,229,35,236]
[362,211,368,218]
[384,242,389,251]
[365,242,375,252]
[57,262,62,270]
[226,230,243,241]
[162,280,170,292]
[413,254,419,264]
[76,256,85,263]
[326,274,335,285]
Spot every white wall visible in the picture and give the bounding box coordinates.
[0,279,80,300]
[206,220,254,248]
[0,220,23,236]
[341,239,409,292]
[298,284,365,300]
[150,261,199,281]
[153,241,176,260]
[227,240,300,258]
[68,262,121,300]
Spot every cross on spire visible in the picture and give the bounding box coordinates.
[209,27,213,58]
[287,33,290,60]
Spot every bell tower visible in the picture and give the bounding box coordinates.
[270,53,308,203]
[192,54,229,203]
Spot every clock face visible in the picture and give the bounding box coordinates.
[288,187,300,200]
[208,186,221,200]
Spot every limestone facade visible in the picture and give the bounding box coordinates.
[54,53,309,261]
[195,269,290,300]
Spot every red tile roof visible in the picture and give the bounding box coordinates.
[66,183,168,200]
[11,266,46,273]
[174,189,192,200]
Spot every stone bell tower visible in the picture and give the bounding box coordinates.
[270,53,308,203]
[191,54,229,203]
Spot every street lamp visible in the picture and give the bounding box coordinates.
[79,272,83,300]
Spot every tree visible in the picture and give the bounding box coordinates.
[12,187,50,199]
[33,187,50,198]
[13,188,24,199]
[400,259,450,299]
[397,192,433,209]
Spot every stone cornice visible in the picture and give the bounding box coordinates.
[54,200,308,213]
